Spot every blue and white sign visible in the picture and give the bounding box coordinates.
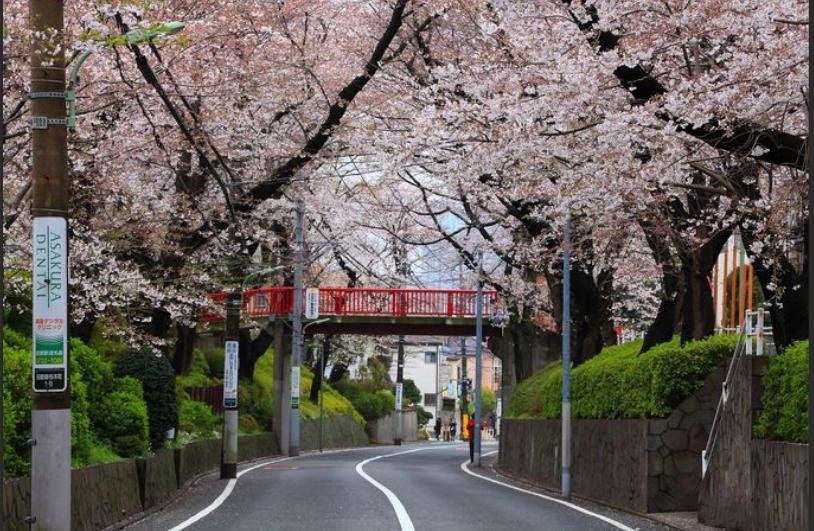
[223,340,239,408]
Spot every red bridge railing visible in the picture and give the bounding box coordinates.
[200,287,499,322]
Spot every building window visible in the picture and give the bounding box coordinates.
[424,352,437,364]
[424,393,437,406]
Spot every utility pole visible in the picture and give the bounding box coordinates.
[474,250,484,467]
[30,1,71,528]
[221,291,241,478]
[561,211,572,498]
[459,265,468,440]
[319,336,329,452]
[1,5,5,522]
[394,336,405,445]
[289,198,304,456]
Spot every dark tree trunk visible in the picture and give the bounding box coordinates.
[640,226,682,353]
[492,309,560,385]
[238,328,274,380]
[72,315,96,344]
[740,221,808,348]
[173,323,197,375]
[596,268,617,347]
[328,361,348,384]
[678,229,731,344]
[548,266,605,365]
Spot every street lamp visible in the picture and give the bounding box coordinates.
[67,21,185,129]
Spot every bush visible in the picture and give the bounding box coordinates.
[401,379,421,406]
[334,378,394,421]
[754,341,808,442]
[467,389,497,417]
[507,335,738,419]
[415,405,433,427]
[239,414,261,434]
[178,398,220,436]
[115,348,178,449]
[93,377,150,457]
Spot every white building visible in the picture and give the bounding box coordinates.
[386,340,457,422]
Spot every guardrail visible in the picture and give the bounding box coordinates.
[200,287,501,322]
[702,308,774,478]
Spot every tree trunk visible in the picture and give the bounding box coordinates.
[640,229,682,353]
[740,221,808,348]
[309,335,331,403]
[173,323,197,375]
[238,328,274,380]
[677,230,730,344]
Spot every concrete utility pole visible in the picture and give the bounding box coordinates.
[394,335,405,445]
[561,211,572,498]
[1,5,5,522]
[221,291,241,478]
[30,1,71,528]
[474,250,484,467]
[289,198,305,456]
[459,265,468,440]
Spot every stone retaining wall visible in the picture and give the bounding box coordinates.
[3,415,367,530]
[699,355,808,530]
[499,365,724,513]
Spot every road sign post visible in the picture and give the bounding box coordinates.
[474,250,484,467]
[221,292,241,479]
[29,2,72,528]
[394,336,405,445]
[561,211,572,498]
[289,199,304,456]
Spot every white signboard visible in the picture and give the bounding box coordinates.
[395,382,403,410]
[291,366,301,409]
[223,341,239,408]
[496,398,503,417]
[447,381,455,396]
[32,217,68,392]
[305,288,320,319]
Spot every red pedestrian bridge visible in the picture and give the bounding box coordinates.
[200,287,504,337]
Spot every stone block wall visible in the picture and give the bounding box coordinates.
[647,365,722,511]
[699,356,808,530]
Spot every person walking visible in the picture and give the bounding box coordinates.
[466,416,476,462]
[434,416,442,441]
[449,416,457,440]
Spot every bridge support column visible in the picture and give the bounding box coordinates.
[272,320,291,455]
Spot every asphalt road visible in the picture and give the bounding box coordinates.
[125,443,669,531]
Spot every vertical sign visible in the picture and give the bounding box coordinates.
[395,382,403,410]
[305,288,319,319]
[291,366,301,409]
[223,340,239,408]
[32,217,68,392]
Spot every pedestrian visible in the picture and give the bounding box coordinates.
[450,416,457,440]
[489,413,496,437]
[434,416,442,441]
[466,416,476,462]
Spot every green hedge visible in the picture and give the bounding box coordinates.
[507,335,738,419]
[754,341,808,443]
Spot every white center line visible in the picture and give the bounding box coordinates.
[460,450,636,531]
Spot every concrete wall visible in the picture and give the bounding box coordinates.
[499,365,724,513]
[3,416,366,530]
[367,410,418,444]
[699,356,808,530]
[500,419,649,512]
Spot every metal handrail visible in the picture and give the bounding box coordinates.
[702,309,773,478]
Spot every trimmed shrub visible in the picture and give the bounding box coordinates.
[239,414,261,434]
[507,335,738,419]
[115,348,178,449]
[334,378,394,421]
[94,377,149,457]
[178,398,220,436]
[754,341,808,442]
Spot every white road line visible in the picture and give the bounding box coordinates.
[460,451,636,531]
[168,456,294,531]
[354,447,431,531]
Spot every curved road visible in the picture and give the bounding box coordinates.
[125,443,668,531]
